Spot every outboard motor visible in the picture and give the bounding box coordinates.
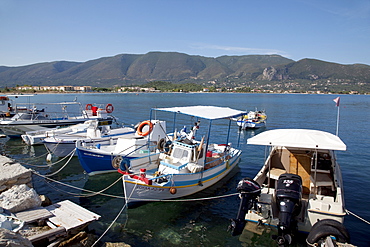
[229,178,261,236]
[275,173,302,246]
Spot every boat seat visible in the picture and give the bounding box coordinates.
[310,173,334,193]
[267,168,286,180]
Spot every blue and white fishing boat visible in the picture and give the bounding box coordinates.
[119,105,245,204]
[230,129,350,246]
[236,109,267,129]
[75,120,167,175]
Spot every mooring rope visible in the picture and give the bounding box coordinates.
[43,149,76,177]
[90,183,137,247]
[32,171,241,201]
[346,209,370,225]
[43,174,123,198]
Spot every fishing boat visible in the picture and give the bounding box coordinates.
[0,100,115,138]
[229,129,350,246]
[39,120,135,157]
[235,109,267,129]
[119,105,245,204]
[75,120,168,175]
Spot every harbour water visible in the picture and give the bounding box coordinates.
[0,93,369,246]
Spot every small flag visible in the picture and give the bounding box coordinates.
[333,97,340,107]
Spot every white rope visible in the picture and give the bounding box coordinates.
[44,175,123,198]
[90,183,137,247]
[43,149,76,177]
[32,171,240,201]
[32,171,125,198]
[346,209,370,225]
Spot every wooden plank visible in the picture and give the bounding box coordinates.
[46,200,100,231]
[14,207,53,223]
[28,226,66,243]
[290,153,311,194]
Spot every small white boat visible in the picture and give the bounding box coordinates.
[42,120,135,157]
[120,106,245,204]
[21,120,97,145]
[236,110,267,129]
[230,129,350,246]
[0,98,115,138]
[75,120,167,175]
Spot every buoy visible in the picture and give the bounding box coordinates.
[169,187,177,194]
[46,153,53,163]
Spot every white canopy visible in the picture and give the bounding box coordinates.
[247,129,346,151]
[154,106,245,120]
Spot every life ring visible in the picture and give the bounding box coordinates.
[105,103,114,113]
[85,104,93,110]
[307,220,350,245]
[137,120,153,136]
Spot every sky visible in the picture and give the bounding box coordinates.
[1,0,370,67]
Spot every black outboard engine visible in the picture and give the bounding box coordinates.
[275,173,302,246]
[229,178,261,236]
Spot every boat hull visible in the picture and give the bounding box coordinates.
[237,120,266,129]
[76,148,160,175]
[122,149,241,203]
[1,118,113,138]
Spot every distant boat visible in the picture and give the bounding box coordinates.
[235,109,267,129]
[0,96,115,138]
[119,105,245,204]
[75,120,167,175]
[230,129,350,246]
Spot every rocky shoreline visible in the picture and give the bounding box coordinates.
[0,154,130,247]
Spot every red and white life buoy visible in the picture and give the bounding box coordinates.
[85,104,93,110]
[105,103,114,113]
[136,120,153,136]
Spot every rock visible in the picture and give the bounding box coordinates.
[0,228,33,247]
[39,195,52,207]
[57,231,99,247]
[0,156,32,192]
[0,184,41,213]
[105,243,131,247]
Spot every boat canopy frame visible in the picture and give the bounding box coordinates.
[149,105,246,162]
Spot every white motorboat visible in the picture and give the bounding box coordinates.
[230,129,350,246]
[42,120,135,157]
[21,120,97,146]
[120,106,245,205]
[0,99,115,138]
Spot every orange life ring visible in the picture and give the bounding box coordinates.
[136,120,153,136]
[85,104,93,110]
[105,103,114,113]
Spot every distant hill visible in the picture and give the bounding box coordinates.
[1,52,369,92]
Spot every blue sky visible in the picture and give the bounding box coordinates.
[1,0,370,67]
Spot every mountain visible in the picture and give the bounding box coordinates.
[0,52,369,92]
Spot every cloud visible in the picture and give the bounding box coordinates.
[190,43,290,57]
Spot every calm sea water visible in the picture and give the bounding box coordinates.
[1,93,369,247]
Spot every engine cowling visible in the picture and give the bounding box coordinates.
[275,173,302,246]
[229,178,261,236]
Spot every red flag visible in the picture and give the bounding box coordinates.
[333,97,340,107]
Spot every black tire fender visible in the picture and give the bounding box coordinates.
[307,224,349,245]
[310,219,350,243]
